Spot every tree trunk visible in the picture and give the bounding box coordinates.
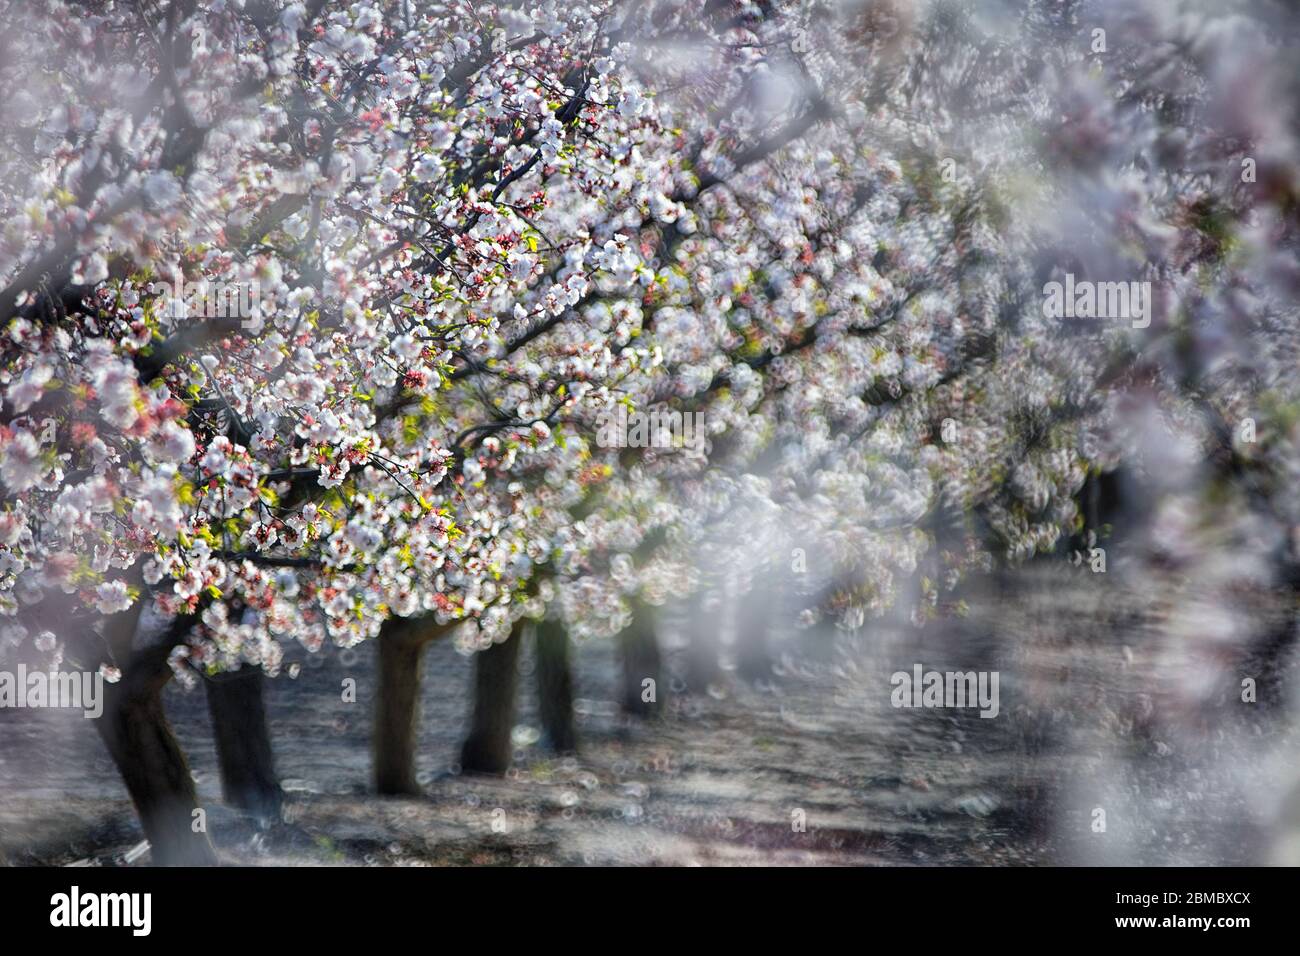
[685,589,723,693]
[96,642,218,866]
[734,580,774,683]
[373,616,443,796]
[1248,559,1300,714]
[203,665,282,821]
[535,617,576,754]
[620,600,662,717]
[460,622,524,775]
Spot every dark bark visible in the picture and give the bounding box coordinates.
[1073,466,1133,551]
[619,600,662,717]
[1246,559,1300,713]
[373,616,445,796]
[203,665,282,821]
[734,579,774,683]
[96,640,218,866]
[460,622,524,775]
[685,589,723,693]
[535,617,576,754]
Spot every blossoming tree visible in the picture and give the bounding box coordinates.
[3,0,1297,866]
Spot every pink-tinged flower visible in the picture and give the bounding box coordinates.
[71,252,108,285]
[174,566,204,598]
[0,511,25,546]
[142,557,165,585]
[6,364,52,413]
[243,522,280,550]
[148,421,197,463]
[0,430,44,492]
[98,663,122,684]
[389,71,418,100]
[91,361,140,430]
[92,580,133,614]
[142,171,181,209]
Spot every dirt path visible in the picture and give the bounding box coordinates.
[2,567,1296,865]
